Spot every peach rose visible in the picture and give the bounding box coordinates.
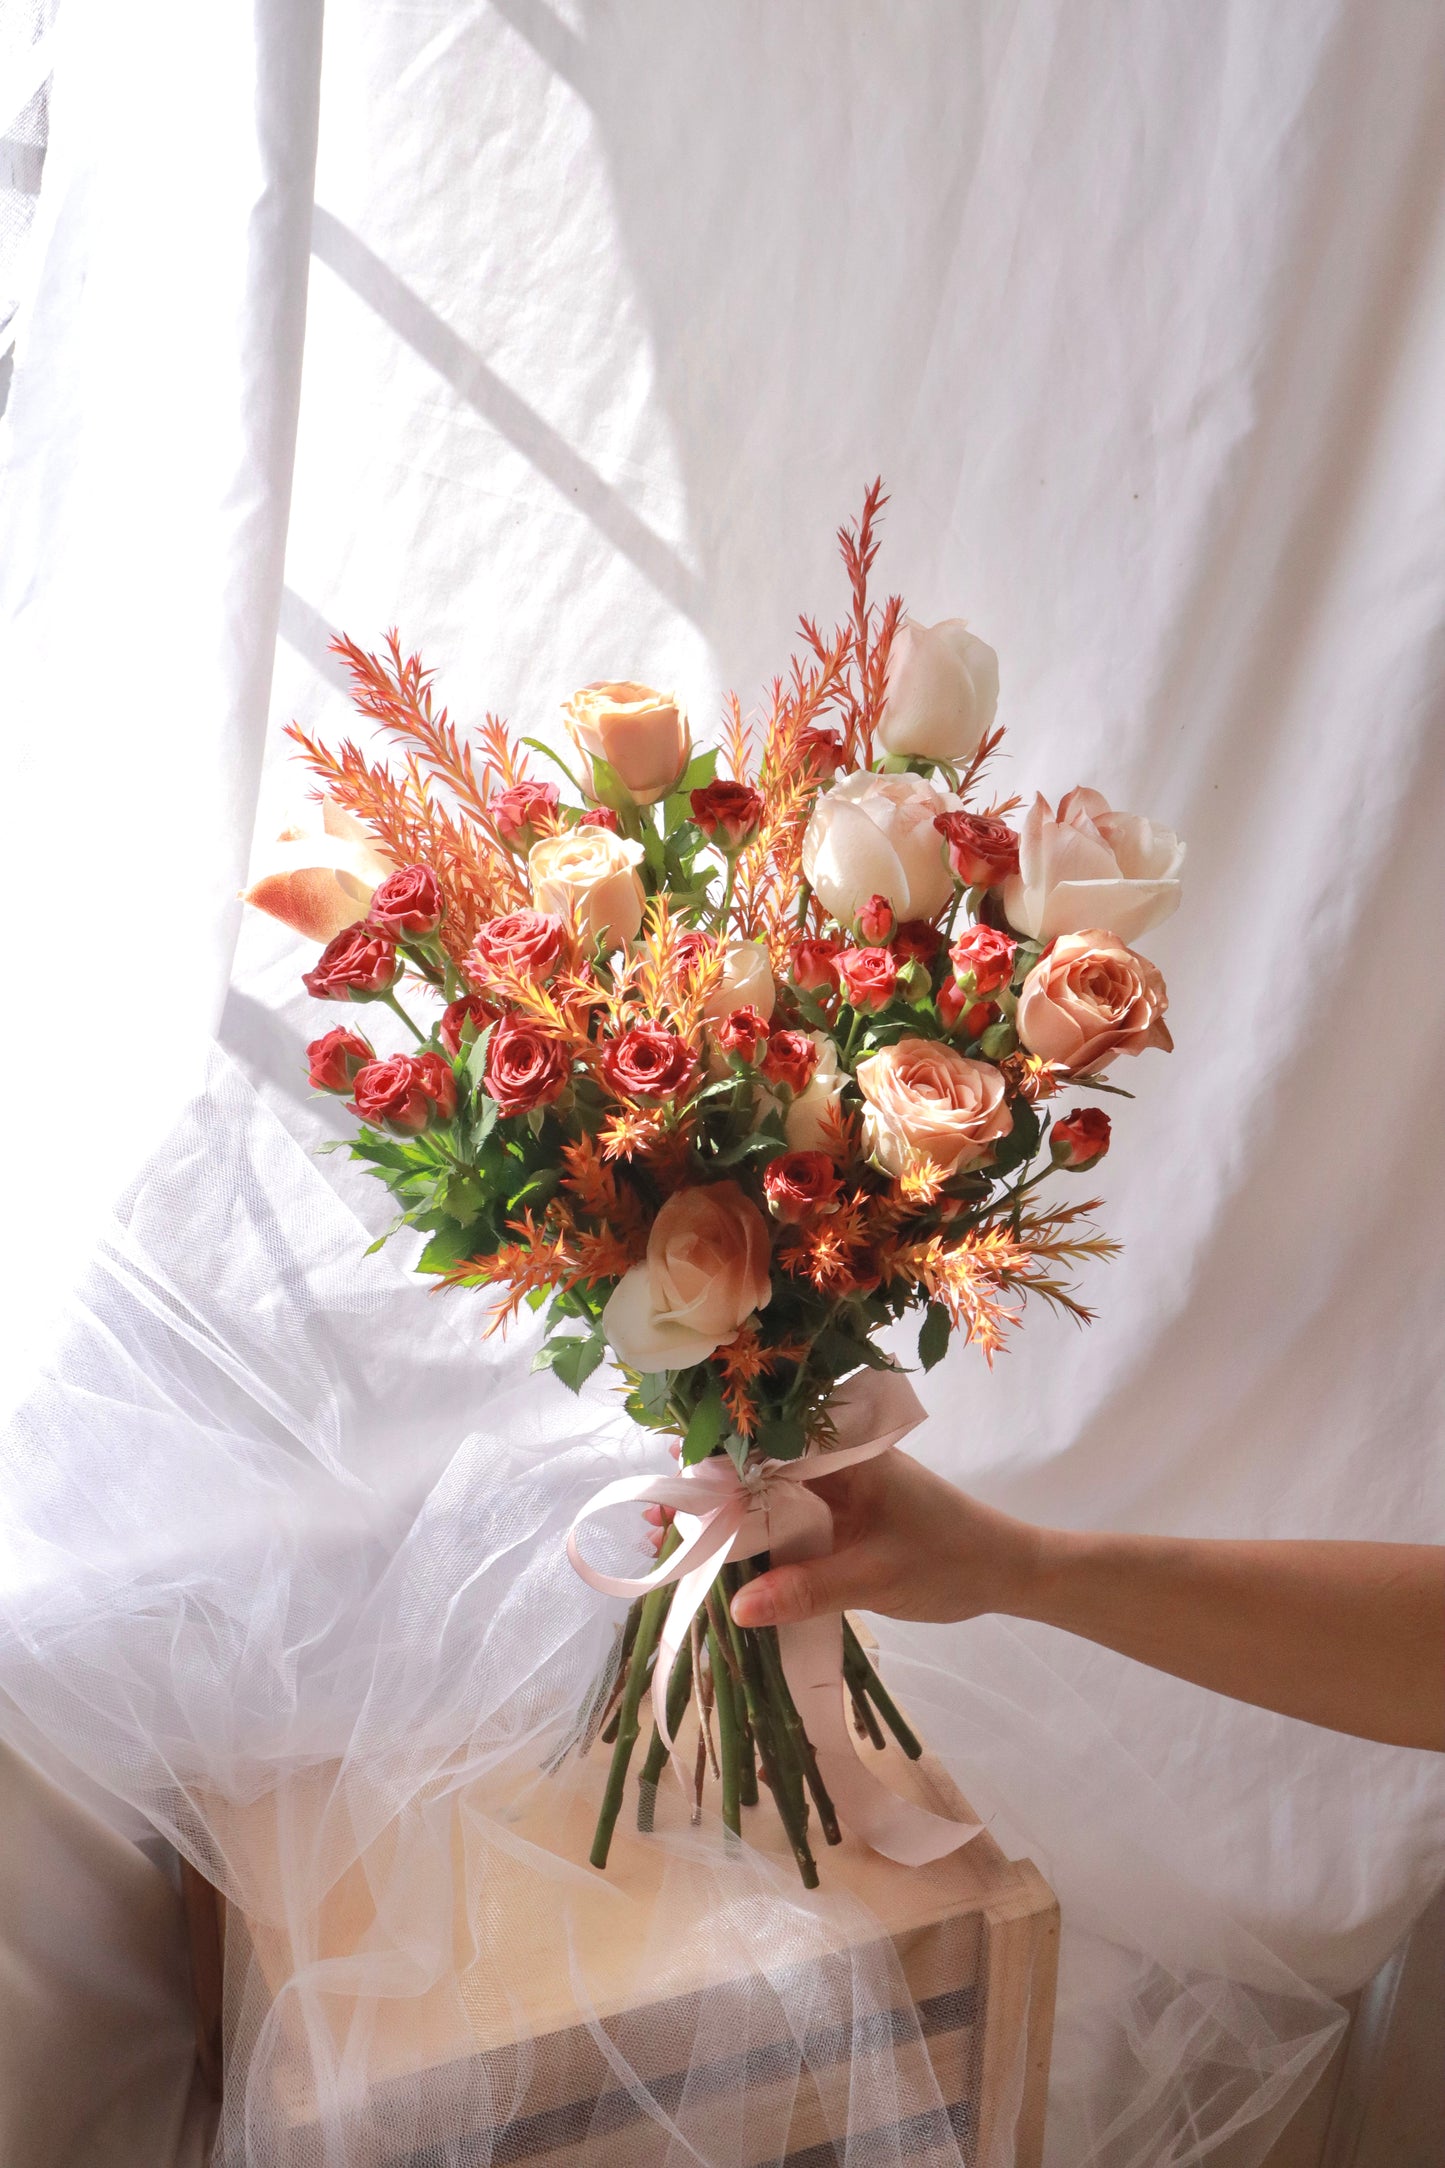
[1003,787,1184,946]
[564,681,691,806]
[877,618,999,764]
[602,1181,772,1372]
[528,827,646,953]
[702,939,776,1024]
[1015,929,1173,1072]
[854,1037,1013,1181]
[242,799,395,943]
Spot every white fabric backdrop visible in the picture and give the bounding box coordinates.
[2,3,1444,2164]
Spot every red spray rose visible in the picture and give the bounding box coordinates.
[366,864,444,940]
[949,923,1017,996]
[415,1050,458,1121]
[764,1151,842,1224]
[673,927,720,979]
[601,1025,696,1100]
[493,780,561,848]
[790,938,842,994]
[837,946,898,1014]
[934,811,1021,887]
[307,1027,373,1094]
[302,924,401,1003]
[1050,1107,1112,1169]
[797,726,844,779]
[892,920,944,966]
[577,806,620,832]
[938,981,999,1038]
[690,779,764,847]
[761,1030,818,1094]
[466,910,567,986]
[350,1054,434,1134]
[855,893,896,944]
[713,1005,770,1065]
[484,1015,570,1115]
[438,993,494,1057]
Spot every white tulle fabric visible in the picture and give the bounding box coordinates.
[0,1048,1341,2166]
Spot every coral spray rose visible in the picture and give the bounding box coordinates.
[1003,789,1184,945]
[350,1054,434,1135]
[790,938,842,994]
[577,806,620,832]
[366,864,445,940]
[1016,930,1172,1072]
[878,618,999,764]
[601,1025,696,1100]
[602,1181,772,1371]
[713,1005,770,1065]
[938,981,997,1038]
[438,994,493,1056]
[1051,1107,1112,1169]
[837,947,898,1014]
[483,1016,571,1114]
[855,894,896,944]
[761,1030,818,1094]
[307,1027,373,1094]
[892,920,944,967]
[935,812,1020,888]
[949,924,1017,996]
[493,780,561,849]
[528,828,646,953]
[690,780,763,847]
[855,1038,1013,1180]
[798,726,845,778]
[763,1151,841,1224]
[467,909,567,985]
[564,682,691,806]
[302,924,401,1002]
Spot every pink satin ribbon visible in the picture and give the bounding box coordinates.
[566,1368,980,1867]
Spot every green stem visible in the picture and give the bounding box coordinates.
[715,850,740,936]
[706,1616,743,1839]
[722,1576,818,1885]
[382,989,425,1042]
[636,1636,694,1832]
[850,1683,886,1751]
[590,1533,679,1868]
[843,1618,923,1760]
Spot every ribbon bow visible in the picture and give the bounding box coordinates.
[567,1367,979,1867]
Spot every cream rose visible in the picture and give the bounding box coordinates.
[1016,929,1172,1072]
[802,770,960,927]
[702,939,776,1024]
[602,1181,772,1372]
[854,1038,1012,1181]
[242,799,395,943]
[877,619,999,764]
[564,681,691,807]
[1003,787,1184,946]
[528,827,646,953]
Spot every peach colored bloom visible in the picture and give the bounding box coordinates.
[1016,929,1173,1072]
[855,1037,1013,1181]
[603,1181,772,1372]
[564,681,691,806]
[242,799,394,943]
[528,827,645,953]
[1003,788,1184,946]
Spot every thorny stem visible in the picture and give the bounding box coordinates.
[843,1618,923,1760]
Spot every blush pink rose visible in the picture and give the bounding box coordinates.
[1015,929,1173,1072]
[854,1037,1013,1181]
[602,1181,772,1372]
[1003,788,1184,946]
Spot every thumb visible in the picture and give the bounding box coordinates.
[729,1554,861,1629]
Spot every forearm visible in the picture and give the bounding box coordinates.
[1014,1534,1445,1750]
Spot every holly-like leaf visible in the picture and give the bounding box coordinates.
[540,1331,607,1394]
[682,1382,729,1465]
[918,1300,951,1372]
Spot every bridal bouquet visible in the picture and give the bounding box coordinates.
[246,486,1182,1885]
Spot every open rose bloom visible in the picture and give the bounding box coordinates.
[245,496,1183,1885]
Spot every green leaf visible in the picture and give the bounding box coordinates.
[520,736,586,797]
[676,747,718,794]
[508,1166,560,1212]
[918,1301,951,1372]
[415,1221,485,1274]
[464,1030,495,1094]
[542,1332,607,1394]
[753,1412,806,1462]
[682,1382,729,1465]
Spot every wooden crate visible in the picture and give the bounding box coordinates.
[192,1698,1057,2166]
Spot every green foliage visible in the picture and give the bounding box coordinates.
[918,1300,950,1372]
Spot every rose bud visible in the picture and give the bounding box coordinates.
[483,1015,571,1116]
[892,920,944,967]
[307,1026,374,1094]
[797,726,845,780]
[855,893,896,945]
[601,1025,696,1100]
[690,779,764,848]
[713,1004,770,1066]
[302,923,401,1003]
[790,937,842,995]
[949,923,1018,997]
[466,909,567,986]
[673,927,721,980]
[837,946,898,1015]
[564,682,691,807]
[763,1149,842,1225]
[1051,1107,1112,1170]
[978,1018,1018,1060]
[366,864,445,940]
[938,982,999,1038]
[934,811,1021,888]
[577,806,620,832]
[350,1054,434,1135]
[415,1050,458,1122]
[493,780,561,850]
[761,1029,819,1095]
[437,993,494,1057]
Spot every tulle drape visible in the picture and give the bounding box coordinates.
[0,1049,1343,2165]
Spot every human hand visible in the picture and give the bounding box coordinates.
[728,1447,1045,1630]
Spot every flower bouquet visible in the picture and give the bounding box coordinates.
[246,484,1182,1886]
